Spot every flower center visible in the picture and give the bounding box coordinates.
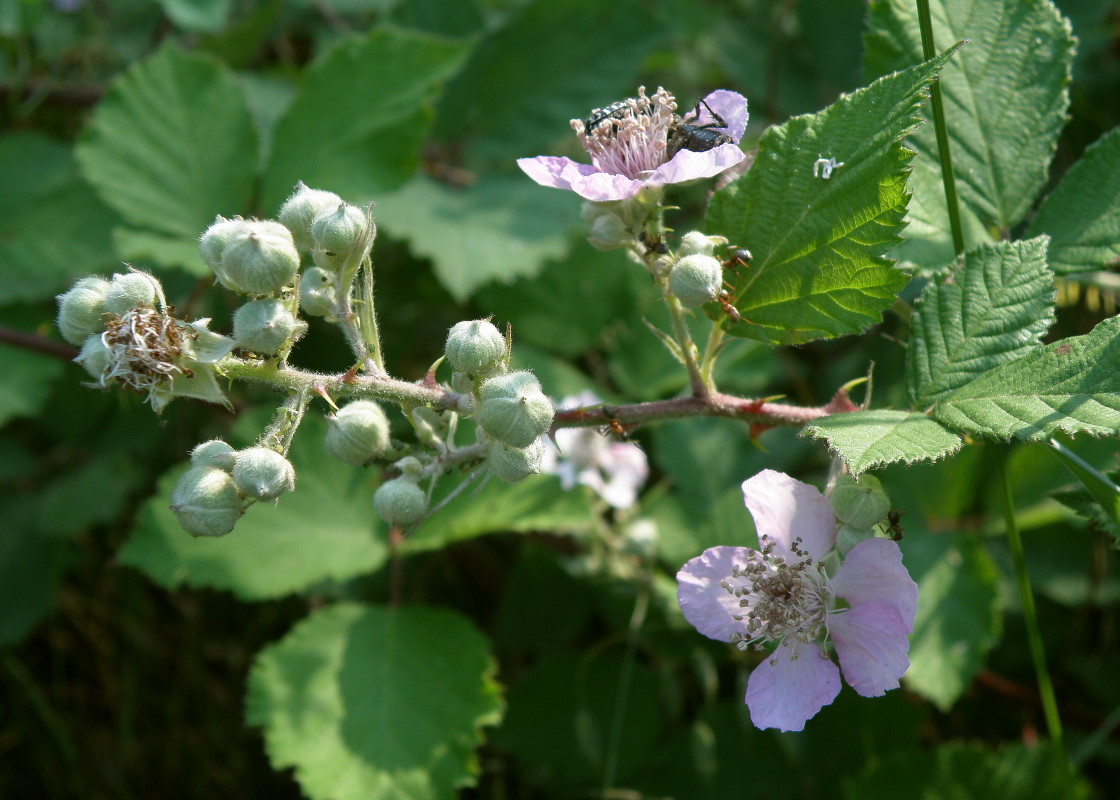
[720,536,831,648]
[571,86,678,179]
[101,307,192,392]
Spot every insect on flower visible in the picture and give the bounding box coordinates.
[667,99,734,158]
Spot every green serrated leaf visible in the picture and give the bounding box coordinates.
[434,0,665,158]
[901,533,1000,709]
[0,134,120,305]
[400,473,595,557]
[246,602,502,800]
[1027,126,1120,275]
[843,742,1089,800]
[801,410,963,475]
[931,315,1120,441]
[907,237,1056,407]
[864,0,1075,251]
[75,43,259,238]
[260,28,471,211]
[117,415,387,600]
[375,174,578,302]
[705,51,953,344]
[0,342,66,427]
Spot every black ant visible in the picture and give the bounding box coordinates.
[883,509,904,541]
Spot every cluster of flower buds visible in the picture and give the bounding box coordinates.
[170,440,296,537]
[667,230,726,307]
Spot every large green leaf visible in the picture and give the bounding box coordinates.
[932,315,1120,441]
[901,533,1001,709]
[260,28,470,211]
[0,134,119,305]
[907,237,1055,407]
[864,0,1075,262]
[705,51,953,344]
[246,603,502,800]
[117,414,387,600]
[433,0,665,158]
[0,341,65,427]
[1027,126,1120,275]
[802,410,963,476]
[75,43,258,240]
[375,174,579,302]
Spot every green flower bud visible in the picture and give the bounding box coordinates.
[217,221,300,295]
[836,523,875,556]
[74,334,109,380]
[373,476,427,527]
[489,438,545,483]
[324,400,392,465]
[829,473,891,529]
[231,447,296,500]
[587,212,627,251]
[445,319,505,376]
[199,215,249,273]
[310,203,373,262]
[56,276,110,346]
[478,371,554,448]
[190,439,236,471]
[103,271,159,316]
[170,465,243,537]
[232,299,305,355]
[678,231,718,257]
[298,267,337,318]
[278,182,343,252]
[668,254,722,307]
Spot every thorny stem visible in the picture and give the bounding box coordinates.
[662,288,708,397]
[357,258,385,373]
[260,387,312,455]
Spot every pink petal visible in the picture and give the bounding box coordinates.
[828,601,911,697]
[699,89,749,142]
[516,155,586,191]
[744,639,841,732]
[741,470,836,561]
[567,170,644,201]
[676,546,753,642]
[647,145,746,186]
[830,538,918,634]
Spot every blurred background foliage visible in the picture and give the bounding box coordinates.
[0,0,1118,797]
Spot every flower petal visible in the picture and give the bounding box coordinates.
[828,600,911,697]
[516,156,589,192]
[567,170,644,201]
[831,538,918,634]
[597,442,648,509]
[676,546,753,642]
[744,639,840,732]
[699,89,749,142]
[647,144,746,187]
[741,470,836,561]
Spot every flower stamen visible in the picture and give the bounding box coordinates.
[571,86,678,179]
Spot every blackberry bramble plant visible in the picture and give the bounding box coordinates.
[32,0,1120,797]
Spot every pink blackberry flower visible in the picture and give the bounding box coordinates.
[517,87,748,202]
[676,469,918,731]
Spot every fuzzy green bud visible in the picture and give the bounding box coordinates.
[56,276,110,346]
[668,254,722,307]
[373,476,427,527]
[278,182,343,252]
[445,319,506,376]
[489,439,545,483]
[217,220,300,295]
[310,203,373,266]
[298,267,337,318]
[829,473,891,529]
[103,271,159,316]
[199,215,249,272]
[324,400,392,465]
[478,371,554,448]
[231,447,296,500]
[836,523,876,556]
[190,439,237,471]
[74,334,109,380]
[232,299,306,355]
[170,465,243,537]
[678,231,718,257]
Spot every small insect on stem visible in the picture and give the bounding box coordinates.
[716,290,741,323]
[597,405,635,440]
[883,509,904,541]
[640,231,669,255]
